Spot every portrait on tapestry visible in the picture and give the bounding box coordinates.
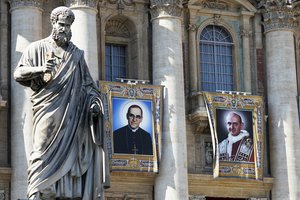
[99,81,163,173]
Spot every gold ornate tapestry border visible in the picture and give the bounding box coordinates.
[204,92,264,180]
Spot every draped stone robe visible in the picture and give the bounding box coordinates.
[15,37,106,199]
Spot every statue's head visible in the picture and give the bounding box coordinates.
[50,7,74,47]
[50,6,75,25]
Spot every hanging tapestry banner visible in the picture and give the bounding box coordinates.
[99,81,163,173]
[203,92,264,179]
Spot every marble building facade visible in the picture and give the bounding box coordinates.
[0,0,300,199]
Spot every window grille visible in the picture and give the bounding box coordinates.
[200,25,234,92]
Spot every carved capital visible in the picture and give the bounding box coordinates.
[150,0,183,19]
[262,8,298,32]
[188,24,197,32]
[65,0,99,9]
[240,28,252,38]
[258,0,300,32]
[8,0,43,10]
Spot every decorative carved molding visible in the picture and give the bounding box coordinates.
[213,14,221,24]
[65,0,98,8]
[107,0,134,10]
[106,19,130,37]
[189,113,208,133]
[188,92,209,134]
[150,0,183,19]
[189,195,206,200]
[202,0,228,10]
[8,0,43,10]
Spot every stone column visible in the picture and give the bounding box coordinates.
[261,2,300,199]
[9,0,43,199]
[65,0,99,80]
[150,1,188,200]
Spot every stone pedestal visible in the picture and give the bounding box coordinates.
[66,0,99,80]
[150,2,188,199]
[9,1,43,199]
[262,5,300,200]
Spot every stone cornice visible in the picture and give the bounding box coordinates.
[65,0,99,9]
[150,0,183,19]
[8,0,43,10]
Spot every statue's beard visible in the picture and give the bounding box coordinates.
[52,28,72,47]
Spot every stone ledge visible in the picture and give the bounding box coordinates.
[188,173,273,199]
[0,167,11,181]
[110,171,155,184]
[0,167,11,175]
[105,171,154,198]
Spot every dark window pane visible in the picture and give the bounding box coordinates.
[105,43,127,81]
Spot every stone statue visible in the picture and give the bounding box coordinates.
[14,6,108,200]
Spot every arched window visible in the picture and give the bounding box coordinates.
[104,16,135,82]
[200,25,234,92]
